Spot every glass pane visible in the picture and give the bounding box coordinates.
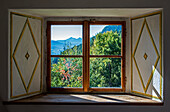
[90,25,122,55]
[90,58,121,88]
[51,25,82,55]
[51,57,83,88]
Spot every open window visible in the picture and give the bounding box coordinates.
[7,9,163,104]
[47,21,126,92]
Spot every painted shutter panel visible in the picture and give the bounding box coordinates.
[131,11,163,101]
[10,12,43,99]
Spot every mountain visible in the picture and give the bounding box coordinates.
[51,25,122,55]
[51,41,65,55]
[57,37,82,45]
[51,37,82,55]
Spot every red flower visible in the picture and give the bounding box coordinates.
[64,74,67,80]
[67,74,71,77]
[77,76,82,81]
[72,67,75,70]
[65,63,69,67]
[63,59,66,64]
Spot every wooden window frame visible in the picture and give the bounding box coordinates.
[47,21,126,93]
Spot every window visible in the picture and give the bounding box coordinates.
[47,21,126,92]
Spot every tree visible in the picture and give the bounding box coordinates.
[90,31,121,87]
[51,57,82,87]
[51,28,122,88]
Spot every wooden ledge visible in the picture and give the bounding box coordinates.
[3,93,164,105]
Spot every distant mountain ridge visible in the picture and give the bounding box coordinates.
[57,37,82,45]
[51,37,82,55]
[51,25,122,55]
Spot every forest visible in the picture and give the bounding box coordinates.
[51,25,122,88]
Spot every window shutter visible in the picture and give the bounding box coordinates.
[9,12,43,100]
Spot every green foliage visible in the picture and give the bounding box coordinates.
[90,58,121,87]
[51,57,82,87]
[90,31,121,87]
[90,31,121,55]
[51,30,122,88]
[61,43,82,55]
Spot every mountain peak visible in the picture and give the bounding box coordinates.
[69,37,74,39]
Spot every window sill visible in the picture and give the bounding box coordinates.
[3,93,163,105]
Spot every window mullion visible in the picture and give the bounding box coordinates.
[83,21,90,92]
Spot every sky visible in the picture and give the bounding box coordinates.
[51,25,106,40]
